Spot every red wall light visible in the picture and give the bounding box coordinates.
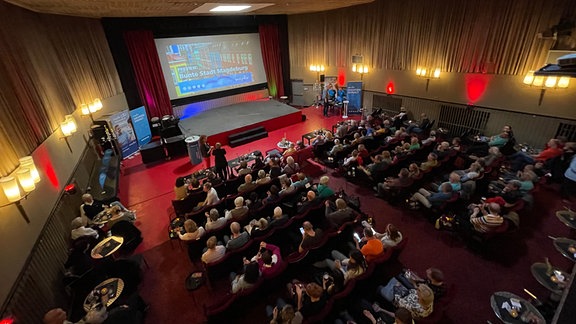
[465,74,490,103]
[337,69,346,87]
[386,82,395,94]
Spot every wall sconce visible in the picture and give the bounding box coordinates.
[0,157,41,223]
[309,65,325,82]
[352,64,369,80]
[416,67,441,91]
[80,98,103,123]
[60,115,78,153]
[523,71,570,106]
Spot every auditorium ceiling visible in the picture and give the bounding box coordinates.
[4,0,374,18]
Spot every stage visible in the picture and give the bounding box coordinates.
[177,100,302,146]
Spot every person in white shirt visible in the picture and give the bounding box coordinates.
[70,217,99,241]
[202,236,226,264]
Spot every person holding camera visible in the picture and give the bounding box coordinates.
[314,250,366,284]
[249,241,283,279]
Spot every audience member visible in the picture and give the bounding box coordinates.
[205,208,227,231]
[299,221,324,253]
[201,236,225,264]
[315,175,335,198]
[356,227,384,262]
[325,199,355,228]
[362,222,403,248]
[197,182,219,207]
[256,169,272,185]
[268,207,289,228]
[419,153,438,172]
[225,196,249,222]
[409,182,453,209]
[224,222,250,250]
[250,241,283,278]
[174,177,187,200]
[230,260,260,294]
[178,219,205,241]
[70,217,99,241]
[378,279,434,319]
[238,174,258,193]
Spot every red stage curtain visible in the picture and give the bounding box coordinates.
[123,30,172,118]
[259,24,285,98]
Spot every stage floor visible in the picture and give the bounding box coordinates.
[177,100,302,144]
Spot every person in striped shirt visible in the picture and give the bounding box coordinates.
[469,202,504,233]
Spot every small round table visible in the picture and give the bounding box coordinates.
[530,262,570,301]
[277,140,292,150]
[555,210,576,229]
[552,237,576,262]
[84,278,124,312]
[91,236,124,259]
[490,291,545,324]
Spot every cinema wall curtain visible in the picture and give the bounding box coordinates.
[124,30,173,118]
[288,0,576,75]
[259,24,285,98]
[0,2,122,176]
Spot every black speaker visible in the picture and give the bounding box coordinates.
[91,125,107,143]
[301,114,307,121]
[320,75,325,82]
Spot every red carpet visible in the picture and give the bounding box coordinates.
[117,106,572,323]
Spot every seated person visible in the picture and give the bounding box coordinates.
[299,221,324,253]
[292,282,327,318]
[355,227,384,262]
[314,249,367,283]
[357,144,370,160]
[419,153,438,172]
[375,168,411,196]
[70,217,99,241]
[252,151,266,170]
[177,219,205,241]
[268,158,283,178]
[315,175,335,199]
[238,174,258,193]
[230,260,260,294]
[409,183,454,209]
[225,196,249,223]
[328,139,344,156]
[267,302,303,324]
[343,150,362,168]
[359,155,387,177]
[378,279,434,319]
[441,172,462,192]
[433,142,451,160]
[283,142,297,157]
[467,202,504,233]
[268,206,289,229]
[469,146,501,166]
[325,198,355,228]
[106,205,136,226]
[236,160,252,177]
[509,138,563,171]
[488,131,511,148]
[421,130,437,146]
[81,193,130,221]
[249,241,283,278]
[296,140,307,150]
[451,137,462,151]
[201,236,225,264]
[398,268,446,300]
[255,169,271,185]
[204,208,227,231]
[205,170,223,186]
[291,172,310,189]
[263,185,280,205]
[187,176,202,193]
[196,182,219,208]
[174,177,188,200]
[224,222,250,250]
[408,136,421,151]
[246,218,270,238]
[408,163,421,179]
[453,162,483,182]
[362,221,403,248]
[282,156,301,175]
[406,113,430,134]
[279,177,297,197]
[357,304,413,324]
[486,180,523,207]
[297,191,318,214]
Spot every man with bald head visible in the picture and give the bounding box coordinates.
[224,222,250,250]
[238,174,257,193]
[469,202,504,233]
[297,190,318,214]
[299,221,323,253]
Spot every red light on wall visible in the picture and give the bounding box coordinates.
[337,69,346,87]
[465,75,489,103]
[386,82,395,94]
[0,317,15,324]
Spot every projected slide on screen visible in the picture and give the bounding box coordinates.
[155,33,268,100]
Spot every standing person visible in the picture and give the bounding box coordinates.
[212,142,228,180]
[199,135,213,169]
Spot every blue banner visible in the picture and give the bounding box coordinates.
[129,106,152,147]
[109,110,139,159]
[346,81,363,115]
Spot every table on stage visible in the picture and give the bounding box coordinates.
[91,236,124,259]
[552,237,576,262]
[556,209,576,230]
[490,291,545,324]
[83,277,125,312]
[277,140,292,150]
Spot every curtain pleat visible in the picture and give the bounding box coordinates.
[123,30,173,118]
[259,24,285,98]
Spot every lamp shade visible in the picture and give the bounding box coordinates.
[16,168,35,193]
[532,76,544,87]
[544,76,557,88]
[523,71,535,85]
[19,156,40,183]
[80,104,90,115]
[93,98,103,111]
[433,68,441,79]
[0,176,21,202]
[65,115,77,134]
[557,77,570,88]
[416,67,422,76]
[88,103,98,113]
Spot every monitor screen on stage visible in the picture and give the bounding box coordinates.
[154,33,268,100]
